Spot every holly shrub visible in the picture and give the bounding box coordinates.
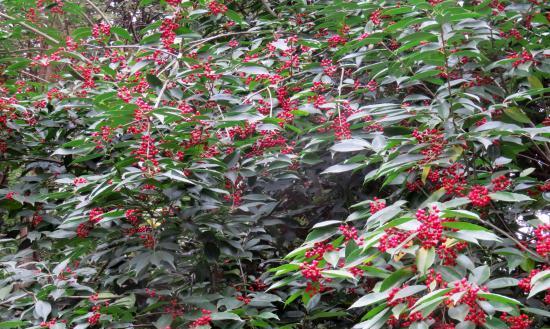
[0,0,549,328]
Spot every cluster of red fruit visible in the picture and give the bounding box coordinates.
[236,294,251,304]
[300,260,322,282]
[208,1,227,15]
[467,185,491,207]
[91,22,111,39]
[378,227,410,252]
[369,198,386,215]
[40,319,67,328]
[437,241,468,266]
[160,17,180,50]
[305,242,335,260]
[445,279,488,326]
[189,309,212,328]
[507,50,536,68]
[534,224,549,257]
[380,207,447,252]
[416,207,445,249]
[339,224,360,242]
[124,209,141,226]
[165,0,181,6]
[412,128,447,163]
[387,285,418,307]
[88,300,108,326]
[387,312,424,328]
[500,314,532,329]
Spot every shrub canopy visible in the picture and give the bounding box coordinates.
[0,0,549,328]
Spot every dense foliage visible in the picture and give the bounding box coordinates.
[0,0,549,328]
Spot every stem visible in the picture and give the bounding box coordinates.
[478,217,546,263]
[260,0,278,17]
[0,12,60,44]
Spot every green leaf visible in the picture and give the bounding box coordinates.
[412,288,452,308]
[528,278,550,299]
[146,73,163,88]
[469,265,490,285]
[110,26,133,41]
[330,139,372,152]
[321,270,356,281]
[349,291,389,309]
[392,285,427,300]
[527,76,543,89]
[321,163,362,174]
[380,268,413,292]
[441,209,480,220]
[489,192,534,202]
[476,292,521,305]
[442,222,488,231]
[503,107,531,124]
[0,321,29,329]
[237,66,270,75]
[486,278,519,289]
[416,247,435,275]
[211,312,242,321]
[34,301,51,321]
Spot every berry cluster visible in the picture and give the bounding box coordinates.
[40,319,67,328]
[534,224,549,257]
[305,242,335,260]
[339,224,359,242]
[425,268,445,289]
[370,9,382,25]
[491,175,511,191]
[468,185,491,207]
[507,50,536,68]
[387,285,418,307]
[208,1,227,15]
[165,0,181,6]
[437,242,467,266]
[92,23,111,39]
[416,207,445,249]
[366,80,378,92]
[300,260,322,282]
[369,197,386,215]
[440,163,467,196]
[445,279,487,326]
[332,114,351,140]
[160,17,179,50]
[378,227,409,252]
[500,314,532,329]
[387,312,424,328]
[327,34,347,47]
[73,177,87,186]
[124,209,140,226]
[189,309,212,328]
[412,129,447,163]
[320,59,337,76]
[236,294,251,304]
[89,208,104,224]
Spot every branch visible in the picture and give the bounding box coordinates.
[20,70,50,83]
[478,217,547,263]
[83,0,110,23]
[260,0,279,17]
[0,12,60,45]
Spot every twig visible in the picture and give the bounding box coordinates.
[0,12,60,44]
[83,0,109,23]
[260,0,279,17]
[478,217,546,263]
[20,70,50,83]
[266,86,273,117]
[184,31,268,52]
